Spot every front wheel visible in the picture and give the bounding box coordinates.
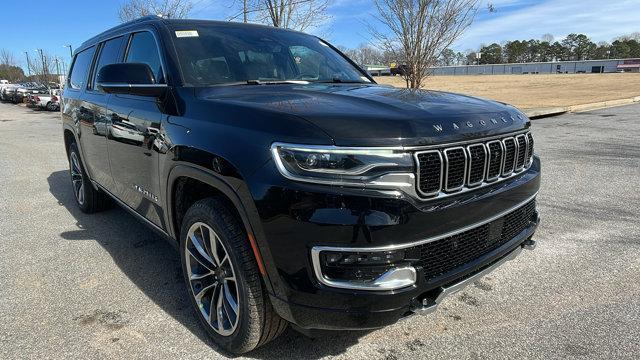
[179,198,287,354]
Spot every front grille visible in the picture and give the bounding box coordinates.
[486,141,503,181]
[467,144,487,186]
[415,132,534,198]
[417,200,536,282]
[444,148,466,191]
[416,151,442,196]
[502,138,517,175]
[515,135,527,170]
[526,132,534,164]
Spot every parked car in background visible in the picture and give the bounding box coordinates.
[390,63,408,76]
[15,84,48,104]
[28,89,61,111]
[1,84,19,102]
[0,83,10,100]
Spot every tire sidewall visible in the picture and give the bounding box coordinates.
[178,201,258,352]
[68,143,91,212]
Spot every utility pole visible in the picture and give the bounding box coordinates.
[64,45,73,59]
[36,49,47,86]
[54,57,61,86]
[24,51,31,77]
[243,0,248,22]
[61,60,67,78]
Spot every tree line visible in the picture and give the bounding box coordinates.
[338,33,640,69]
[455,33,640,66]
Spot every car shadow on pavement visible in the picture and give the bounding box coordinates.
[47,170,364,359]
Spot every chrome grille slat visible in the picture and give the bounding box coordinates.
[415,131,534,199]
[526,132,534,165]
[485,140,504,182]
[515,134,527,171]
[443,147,467,192]
[415,150,443,196]
[467,144,487,187]
[502,138,517,176]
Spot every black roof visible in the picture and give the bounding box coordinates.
[77,16,304,54]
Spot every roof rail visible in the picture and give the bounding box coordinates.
[77,15,164,51]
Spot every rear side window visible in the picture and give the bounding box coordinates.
[126,32,164,83]
[91,36,125,91]
[68,47,96,90]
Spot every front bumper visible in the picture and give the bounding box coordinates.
[250,156,541,330]
[270,211,538,330]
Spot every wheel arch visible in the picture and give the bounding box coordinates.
[166,163,274,293]
[63,125,78,158]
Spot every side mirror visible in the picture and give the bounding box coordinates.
[96,63,167,97]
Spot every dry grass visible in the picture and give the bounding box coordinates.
[376,73,640,109]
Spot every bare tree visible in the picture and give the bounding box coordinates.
[0,49,25,83]
[370,0,479,89]
[118,0,193,22]
[1,49,17,66]
[341,44,386,66]
[28,51,60,84]
[253,0,331,31]
[541,33,554,43]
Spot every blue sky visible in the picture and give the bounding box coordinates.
[1,0,638,72]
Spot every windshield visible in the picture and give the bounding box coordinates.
[171,24,370,86]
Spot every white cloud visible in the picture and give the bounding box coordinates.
[455,0,640,50]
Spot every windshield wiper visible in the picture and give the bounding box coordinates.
[245,80,310,85]
[313,78,368,84]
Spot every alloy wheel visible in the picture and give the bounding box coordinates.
[69,152,85,206]
[185,222,240,336]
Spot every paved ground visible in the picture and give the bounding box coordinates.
[0,102,638,359]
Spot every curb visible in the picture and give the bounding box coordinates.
[524,96,640,119]
[523,107,568,118]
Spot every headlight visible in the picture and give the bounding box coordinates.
[271,143,415,189]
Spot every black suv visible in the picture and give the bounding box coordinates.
[61,17,541,354]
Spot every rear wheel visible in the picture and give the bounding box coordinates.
[179,198,287,354]
[46,102,55,111]
[68,142,110,213]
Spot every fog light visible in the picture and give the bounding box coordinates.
[312,248,417,291]
[322,250,405,267]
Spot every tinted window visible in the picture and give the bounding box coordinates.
[126,32,164,83]
[172,26,368,86]
[91,36,125,91]
[290,46,324,78]
[68,47,96,90]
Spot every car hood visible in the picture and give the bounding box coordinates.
[197,84,529,147]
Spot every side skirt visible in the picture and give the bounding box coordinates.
[93,181,178,250]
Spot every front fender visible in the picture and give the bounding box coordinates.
[164,163,277,294]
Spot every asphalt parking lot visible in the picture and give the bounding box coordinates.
[0,102,639,359]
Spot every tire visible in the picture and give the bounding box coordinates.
[179,198,287,354]
[46,102,55,111]
[68,142,110,213]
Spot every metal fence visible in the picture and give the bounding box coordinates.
[429,59,639,76]
[365,59,640,77]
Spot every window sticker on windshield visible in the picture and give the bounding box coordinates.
[175,30,199,38]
